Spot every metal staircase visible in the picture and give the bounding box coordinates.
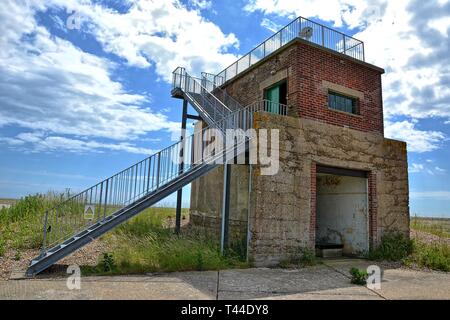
[27,67,283,277]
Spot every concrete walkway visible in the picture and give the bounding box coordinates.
[1,259,449,300]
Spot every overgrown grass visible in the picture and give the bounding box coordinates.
[83,208,248,275]
[0,193,66,252]
[368,232,450,272]
[405,241,450,272]
[367,233,413,261]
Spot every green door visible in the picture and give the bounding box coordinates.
[265,85,280,114]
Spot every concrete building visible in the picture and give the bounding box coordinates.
[187,17,410,266]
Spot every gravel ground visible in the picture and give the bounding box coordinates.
[411,229,450,246]
[0,239,112,280]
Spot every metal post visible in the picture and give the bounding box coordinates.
[176,99,188,234]
[220,163,232,255]
[103,179,109,219]
[40,211,49,256]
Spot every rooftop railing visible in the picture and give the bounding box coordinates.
[214,16,365,86]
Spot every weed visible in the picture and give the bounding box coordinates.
[0,239,5,257]
[406,241,450,272]
[279,248,318,268]
[368,233,413,261]
[101,253,116,273]
[350,268,368,286]
[14,251,21,261]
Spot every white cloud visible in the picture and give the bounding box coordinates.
[385,120,445,153]
[435,166,447,173]
[0,0,182,155]
[261,18,283,33]
[189,0,213,10]
[410,191,450,200]
[56,0,239,81]
[244,0,450,152]
[2,132,155,155]
[244,0,386,28]
[409,163,424,173]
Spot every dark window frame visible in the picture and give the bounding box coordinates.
[327,90,359,115]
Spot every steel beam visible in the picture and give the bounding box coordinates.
[220,163,232,254]
[176,99,188,234]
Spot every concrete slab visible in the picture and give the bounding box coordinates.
[217,266,380,300]
[378,269,450,300]
[0,273,217,300]
[0,261,448,300]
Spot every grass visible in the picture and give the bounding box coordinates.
[0,193,66,252]
[411,216,450,238]
[368,231,450,272]
[367,233,413,261]
[1,193,248,273]
[83,207,248,275]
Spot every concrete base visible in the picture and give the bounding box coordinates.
[316,248,343,258]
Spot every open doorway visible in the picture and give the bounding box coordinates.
[315,166,369,256]
[264,81,287,114]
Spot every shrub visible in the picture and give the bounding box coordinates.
[350,268,368,285]
[101,253,116,273]
[368,233,413,261]
[407,241,450,272]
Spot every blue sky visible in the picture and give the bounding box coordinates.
[0,0,449,216]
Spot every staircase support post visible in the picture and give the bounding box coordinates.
[176,99,188,234]
[221,162,232,255]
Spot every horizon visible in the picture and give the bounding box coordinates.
[1,0,450,218]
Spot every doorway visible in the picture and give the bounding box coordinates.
[315,166,369,256]
[264,81,287,114]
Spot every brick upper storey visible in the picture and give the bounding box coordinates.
[222,39,386,135]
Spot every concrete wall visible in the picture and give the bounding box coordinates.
[316,174,369,255]
[247,113,409,266]
[189,164,249,242]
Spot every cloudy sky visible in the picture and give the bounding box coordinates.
[0,0,449,216]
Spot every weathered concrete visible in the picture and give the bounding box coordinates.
[247,115,409,266]
[1,262,448,300]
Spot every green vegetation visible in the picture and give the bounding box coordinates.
[1,194,248,274]
[279,249,318,269]
[368,233,413,261]
[368,231,450,272]
[0,193,66,252]
[349,268,368,286]
[83,208,248,275]
[411,217,450,238]
[405,241,450,272]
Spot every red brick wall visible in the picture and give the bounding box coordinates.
[291,41,384,134]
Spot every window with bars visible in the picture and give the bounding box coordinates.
[328,91,358,115]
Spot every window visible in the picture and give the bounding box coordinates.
[328,91,358,114]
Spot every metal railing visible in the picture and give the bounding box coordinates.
[213,16,365,85]
[38,98,288,254]
[172,67,236,127]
